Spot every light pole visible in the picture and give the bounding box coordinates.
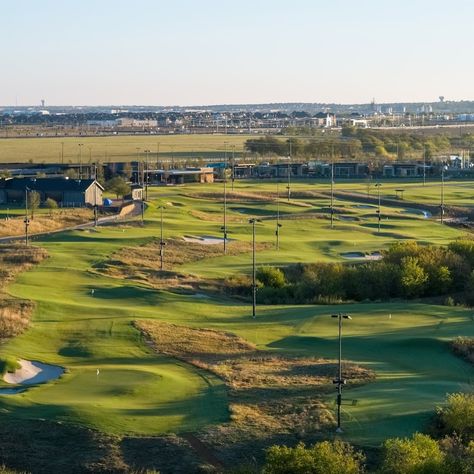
[94,163,98,227]
[231,144,236,191]
[222,142,228,254]
[330,161,335,229]
[440,164,447,224]
[275,178,282,250]
[375,183,382,233]
[144,149,150,201]
[249,218,261,319]
[423,144,426,186]
[24,187,30,246]
[78,143,84,179]
[287,139,292,201]
[331,313,352,433]
[159,205,166,270]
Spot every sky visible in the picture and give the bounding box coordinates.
[1,0,472,106]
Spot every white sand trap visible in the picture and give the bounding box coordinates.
[183,235,231,245]
[3,359,64,385]
[341,251,382,261]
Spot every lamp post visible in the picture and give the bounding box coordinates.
[423,144,426,186]
[375,183,382,233]
[159,205,166,270]
[231,145,236,191]
[94,163,98,227]
[24,187,30,246]
[249,218,261,319]
[331,313,352,433]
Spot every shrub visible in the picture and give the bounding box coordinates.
[263,440,365,474]
[437,392,474,438]
[400,257,428,297]
[257,266,286,288]
[380,433,445,474]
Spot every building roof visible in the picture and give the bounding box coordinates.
[0,177,104,192]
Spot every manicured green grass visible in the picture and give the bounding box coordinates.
[0,178,473,446]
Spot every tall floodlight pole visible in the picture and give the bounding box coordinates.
[24,187,30,246]
[375,183,382,233]
[330,161,335,229]
[423,144,426,186]
[61,142,64,164]
[144,149,150,201]
[159,205,166,270]
[440,165,446,224]
[331,313,352,433]
[94,164,98,227]
[275,178,282,250]
[78,143,84,179]
[231,145,236,191]
[222,143,228,254]
[171,145,175,169]
[249,218,260,319]
[287,139,292,201]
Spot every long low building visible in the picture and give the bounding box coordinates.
[0,177,103,207]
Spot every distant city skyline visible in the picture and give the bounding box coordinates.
[1,0,473,106]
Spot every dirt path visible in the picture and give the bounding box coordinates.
[181,433,225,471]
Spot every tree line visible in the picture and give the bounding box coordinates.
[226,240,474,305]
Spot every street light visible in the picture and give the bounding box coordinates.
[375,183,382,233]
[287,139,292,201]
[331,313,352,433]
[159,205,166,270]
[78,143,84,179]
[275,178,282,250]
[144,149,151,201]
[249,218,261,319]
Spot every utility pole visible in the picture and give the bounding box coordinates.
[375,183,382,233]
[61,142,64,164]
[24,187,30,246]
[159,205,166,270]
[249,218,260,319]
[144,150,150,201]
[331,313,352,433]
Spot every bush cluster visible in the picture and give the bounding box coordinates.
[226,240,474,305]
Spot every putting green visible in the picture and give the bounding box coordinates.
[0,179,473,443]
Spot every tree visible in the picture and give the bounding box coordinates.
[44,198,58,216]
[27,190,41,219]
[64,168,79,179]
[381,433,445,474]
[400,257,428,297]
[263,441,365,474]
[105,176,131,199]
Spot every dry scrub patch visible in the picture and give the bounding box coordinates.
[0,209,93,238]
[0,245,47,341]
[95,238,272,290]
[136,320,374,461]
[190,209,243,223]
[451,337,474,365]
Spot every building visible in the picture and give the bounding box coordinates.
[320,162,369,178]
[383,163,430,178]
[0,178,103,207]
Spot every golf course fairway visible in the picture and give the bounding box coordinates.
[0,180,473,446]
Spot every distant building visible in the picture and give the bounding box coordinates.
[383,163,430,178]
[0,177,103,207]
[115,118,158,128]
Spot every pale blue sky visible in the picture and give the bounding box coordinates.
[1,0,472,106]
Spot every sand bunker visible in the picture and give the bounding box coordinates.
[401,209,432,218]
[3,359,64,386]
[182,235,230,245]
[341,251,382,260]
